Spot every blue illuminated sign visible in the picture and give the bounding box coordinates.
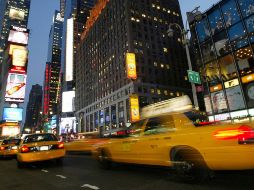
[2,108,23,121]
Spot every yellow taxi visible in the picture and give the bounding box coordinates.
[93,96,254,181]
[64,132,107,153]
[17,133,65,168]
[0,138,21,158]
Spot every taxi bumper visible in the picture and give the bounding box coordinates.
[0,149,18,157]
[17,149,66,163]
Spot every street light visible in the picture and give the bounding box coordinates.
[167,8,202,110]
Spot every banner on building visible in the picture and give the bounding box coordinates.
[130,94,140,122]
[126,53,137,80]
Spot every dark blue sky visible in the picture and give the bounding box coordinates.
[24,0,219,107]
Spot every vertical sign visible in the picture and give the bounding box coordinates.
[65,17,74,81]
[130,94,140,122]
[126,53,137,80]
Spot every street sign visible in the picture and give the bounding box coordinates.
[187,70,201,84]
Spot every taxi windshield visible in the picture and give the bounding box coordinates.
[2,139,21,145]
[184,111,214,127]
[24,134,58,143]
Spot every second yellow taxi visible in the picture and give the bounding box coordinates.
[0,138,21,158]
[17,133,65,168]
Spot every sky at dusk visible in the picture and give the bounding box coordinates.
[24,0,219,112]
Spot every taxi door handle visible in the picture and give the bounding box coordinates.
[149,138,159,141]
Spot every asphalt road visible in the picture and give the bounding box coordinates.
[1,154,254,190]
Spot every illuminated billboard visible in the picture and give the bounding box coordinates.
[59,117,76,134]
[12,48,28,67]
[62,91,75,112]
[5,73,27,103]
[130,94,140,122]
[65,17,74,82]
[126,53,137,79]
[3,108,23,121]
[9,44,27,55]
[2,126,20,137]
[8,30,29,45]
[9,8,25,21]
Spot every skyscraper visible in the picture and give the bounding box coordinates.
[0,0,31,137]
[25,84,42,131]
[76,0,191,134]
[42,10,63,122]
[59,0,94,134]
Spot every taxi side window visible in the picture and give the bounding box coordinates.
[144,116,175,135]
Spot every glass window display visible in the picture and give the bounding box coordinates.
[235,45,254,76]
[221,0,240,27]
[196,18,211,42]
[205,60,222,87]
[208,7,224,35]
[219,54,237,81]
[201,40,216,63]
[238,0,254,18]
[213,31,230,56]
[228,22,246,41]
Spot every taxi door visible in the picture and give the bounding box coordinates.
[112,120,146,163]
[136,116,176,165]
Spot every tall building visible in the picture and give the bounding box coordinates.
[42,10,63,122]
[0,0,31,137]
[76,0,191,134]
[59,0,94,134]
[25,84,42,131]
[189,0,254,122]
[0,0,30,64]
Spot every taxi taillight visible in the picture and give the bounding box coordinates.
[213,125,254,144]
[21,145,30,153]
[0,146,5,151]
[58,142,64,149]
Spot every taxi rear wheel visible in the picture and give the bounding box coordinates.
[172,149,210,183]
[98,149,111,170]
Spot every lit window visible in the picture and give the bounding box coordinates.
[151,89,155,94]
[157,89,161,94]
[154,62,158,67]
[163,48,168,53]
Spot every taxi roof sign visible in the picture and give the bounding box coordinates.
[141,95,193,119]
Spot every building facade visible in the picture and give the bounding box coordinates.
[25,84,42,131]
[189,0,254,122]
[43,10,63,119]
[76,0,191,135]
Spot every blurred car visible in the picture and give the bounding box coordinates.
[16,133,65,168]
[64,132,107,153]
[93,96,254,181]
[0,138,21,158]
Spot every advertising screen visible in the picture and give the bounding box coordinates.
[3,108,23,121]
[225,86,245,111]
[9,8,25,20]
[65,17,74,82]
[5,73,27,103]
[9,44,27,55]
[59,117,76,135]
[8,30,28,45]
[211,91,228,114]
[126,53,137,79]
[62,91,75,112]
[130,94,140,122]
[2,126,20,136]
[12,48,28,67]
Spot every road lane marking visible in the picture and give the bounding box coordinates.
[41,169,48,173]
[81,184,100,190]
[56,175,67,179]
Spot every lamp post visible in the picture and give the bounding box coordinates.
[167,22,199,110]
